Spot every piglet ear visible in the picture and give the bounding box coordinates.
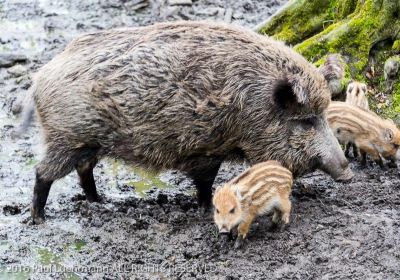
[318,54,344,83]
[273,75,309,109]
[347,81,354,92]
[235,187,243,201]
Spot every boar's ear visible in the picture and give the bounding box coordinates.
[383,128,395,142]
[362,83,367,93]
[318,54,344,83]
[273,76,308,109]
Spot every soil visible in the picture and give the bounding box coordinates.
[0,0,399,279]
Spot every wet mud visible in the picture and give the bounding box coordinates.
[0,0,399,279]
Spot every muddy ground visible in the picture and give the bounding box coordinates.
[0,0,399,279]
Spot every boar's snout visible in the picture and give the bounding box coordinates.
[320,148,353,182]
[317,125,354,182]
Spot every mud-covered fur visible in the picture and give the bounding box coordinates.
[213,161,293,244]
[327,101,400,168]
[22,21,352,223]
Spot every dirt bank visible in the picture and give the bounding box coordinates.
[0,0,399,279]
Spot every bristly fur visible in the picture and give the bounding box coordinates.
[327,101,400,166]
[30,21,344,178]
[23,21,353,223]
[345,81,369,110]
[213,160,293,238]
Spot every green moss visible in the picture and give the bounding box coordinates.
[258,0,336,45]
[259,0,400,118]
[108,159,171,197]
[73,239,86,251]
[259,0,399,75]
[294,3,384,78]
[258,0,363,45]
[393,40,400,52]
[388,81,400,122]
[336,0,357,18]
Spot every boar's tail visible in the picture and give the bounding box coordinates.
[12,91,35,139]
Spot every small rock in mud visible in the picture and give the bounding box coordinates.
[168,211,187,224]
[3,205,22,216]
[7,65,28,77]
[117,184,134,193]
[156,193,169,205]
[124,0,149,11]
[0,54,28,68]
[168,0,192,6]
[384,56,399,80]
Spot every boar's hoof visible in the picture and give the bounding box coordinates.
[234,237,246,250]
[86,194,101,203]
[31,209,46,225]
[334,168,354,182]
[387,161,398,168]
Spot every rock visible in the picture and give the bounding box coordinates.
[233,10,244,19]
[384,56,400,81]
[168,0,192,6]
[243,2,253,11]
[217,8,225,19]
[3,205,21,216]
[7,65,27,77]
[195,8,219,16]
[11,98,23,115]
[125,0,149,11]
[224,8,233,23]
[101,0,122,9]
[0,54,28,68]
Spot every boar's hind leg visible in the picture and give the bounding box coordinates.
[187,161,222,211]
[75,157,100,202]
[32,147,98,224]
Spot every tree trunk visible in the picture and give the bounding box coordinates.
[257,0,400,119]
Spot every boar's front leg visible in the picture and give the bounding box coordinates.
[31,172,54,225]
[186,159,222,212]
[360,150,368,167]
[344,143,351,158]
[387,156,397,168]
[235,209,256,249]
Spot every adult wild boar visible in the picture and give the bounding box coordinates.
[19,21,353,224]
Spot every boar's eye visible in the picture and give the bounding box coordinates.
[229,208,235,214]
[216,209,220,214]
[301,117,317,129]
[393,144,399,149]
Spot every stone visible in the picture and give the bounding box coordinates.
[0,54,28,68]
